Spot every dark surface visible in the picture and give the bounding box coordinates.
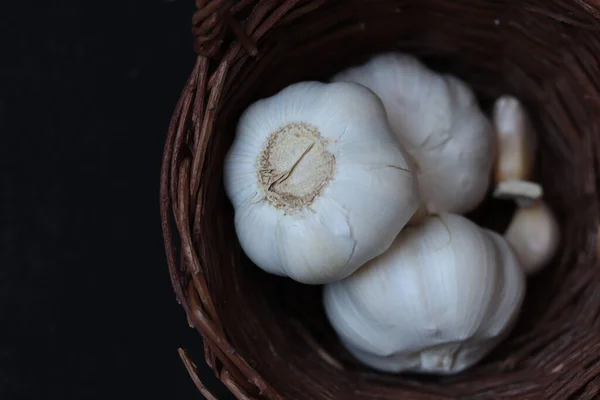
[1,1,230,399]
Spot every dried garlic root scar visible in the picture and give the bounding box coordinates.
[257,122,335,214]
[492,179,543,206]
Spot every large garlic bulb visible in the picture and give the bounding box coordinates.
[332,53,494,214]
[323,213,526,374]
[224,81,420,284]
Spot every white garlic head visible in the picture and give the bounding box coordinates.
[224,81,420,284]
[332,53,495,214]
[323,213,526,374]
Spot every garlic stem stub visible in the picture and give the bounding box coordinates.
[505,200,560,275]
[224,81,421,284]
[492,95,537,184]
[332,53,495,215]
[323,213,525,374]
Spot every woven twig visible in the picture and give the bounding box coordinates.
[160,0,600,398]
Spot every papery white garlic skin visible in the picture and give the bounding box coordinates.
[323,213,526,374]
[493,95,537,184]
[483,230,527,336]
[332,53,494,214]
[224,81,420,285]
[505,201,560,275]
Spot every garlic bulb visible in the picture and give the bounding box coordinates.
[505,200,559,275]
[332,53,494,214]
[224,81,420,284]
[492,95,537,184]
[323,213,525,374]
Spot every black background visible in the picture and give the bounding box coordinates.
[1,1,231,399]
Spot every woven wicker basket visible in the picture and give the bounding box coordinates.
[160,1,600,398]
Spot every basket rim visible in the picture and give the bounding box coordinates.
[160,1,600,399]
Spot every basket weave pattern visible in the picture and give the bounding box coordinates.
[160,1,600,398]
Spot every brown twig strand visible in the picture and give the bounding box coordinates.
[179,348,219,400]
[160,0,600,399]
[193,0,257,57]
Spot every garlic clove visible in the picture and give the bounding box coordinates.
[323,213,524,374]
[234,201,288,277]
[224,81,420,284]
[341,339,423,373]
[325,164,419,275]
[341,336,508,375]
[332,53,494,215]
[333,133,413,172]
[416,75,494,214]
[481,230,526,338]
[223,153,261,209]
[275,197,356,283]
[492,179,543,205]
[504,200,560,275]
[492,95,537,184]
